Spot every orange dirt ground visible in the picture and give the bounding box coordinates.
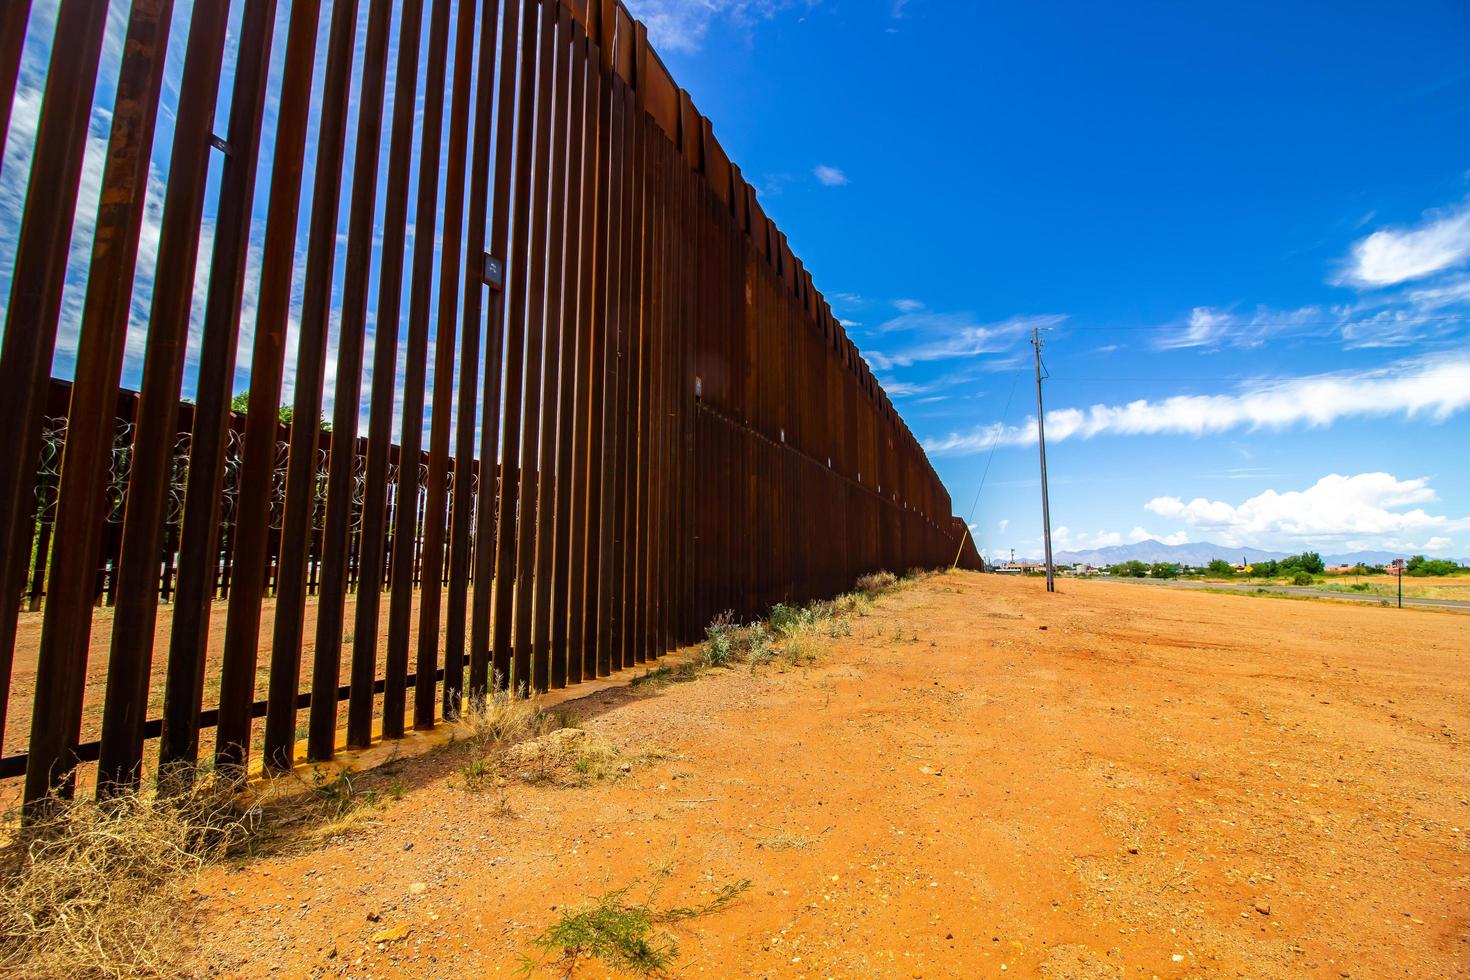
[190,572,1469,977]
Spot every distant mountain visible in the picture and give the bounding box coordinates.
[1050,540,1468,567]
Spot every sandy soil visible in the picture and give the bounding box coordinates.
[190,572,1469,977]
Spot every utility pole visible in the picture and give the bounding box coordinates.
[1032,326,1055,593]
[1396,558,1403,608]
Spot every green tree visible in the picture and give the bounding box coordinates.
[1405,555,1459,577]
[1149,562,1180,579]
[1248,559,1279,577]
[231,389,330,431]
[1206,558,1234,577]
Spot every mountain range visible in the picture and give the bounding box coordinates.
[1044,540,1468,567]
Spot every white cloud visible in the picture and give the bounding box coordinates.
[624,0,812,55]
[1155,305,1328,350]
[925,352,1470,455]
[1145,472,1469,544]
[813,164,847,187]
[866,312,1056,370]
[997,518,1009,532]
[1339,197,1470,287]
[891,298,925,313]
[1052,527,1124,551]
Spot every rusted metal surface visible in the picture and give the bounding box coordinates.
[158,0,278,785]
[24,0,177,805]
[97,0,232,794]
[263,0,360,773]
[2,0,978,802]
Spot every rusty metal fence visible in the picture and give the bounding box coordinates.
[0,0,980,805]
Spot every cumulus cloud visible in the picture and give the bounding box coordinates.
[925,352,1470,455]
[813,164,847,186]
[1052,527,1124,551]
[1339,197,1470,287]
[1145,473,1469,544]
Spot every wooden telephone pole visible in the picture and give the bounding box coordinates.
[1033,327,1055,593]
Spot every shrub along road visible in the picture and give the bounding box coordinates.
[1095,574,1470,611]
[191,573,1468,977]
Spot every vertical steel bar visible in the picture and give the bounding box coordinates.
[306,0,395,761]
[467,0,524,700]
[392,0,453,736]
[418,0,479,727]
[98,0,232,793]
[350,0,426,748]
[531,4,574,692]
[262,0,362,772]
[158,0,277,785]
[579,36,608,681]
[215,0,324,774]
[508,0,557,694]
[551,22,590,686]
[450,0,509,705]
[25,0,177,805]
[489,0,545,694]
[0,0,110,764]
[0,0,33,176]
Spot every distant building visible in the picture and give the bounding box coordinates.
[994,561,1045,575]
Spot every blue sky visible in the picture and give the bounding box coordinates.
[635,0,1470,560]
[3,0,1470,561]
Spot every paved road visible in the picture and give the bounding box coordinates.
[1092,575,1470,612]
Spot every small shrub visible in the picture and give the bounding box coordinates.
[522,878,750,977]
[768,602,803,636]
[701,612,738,667]
[743,623,775,667]
[1291,572,1315,586]
[855,570,897,596]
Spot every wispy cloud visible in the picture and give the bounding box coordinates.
[891,298,924,313]
[865,312,1056,370]
[1155,305,1328,350]
[625,0,814,55]
[925,352,1470,455]
[813,164,847,186]
[1338,196,1470,287]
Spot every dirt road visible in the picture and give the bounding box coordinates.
[193,572,1470,977]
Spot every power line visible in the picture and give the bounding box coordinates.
[950,374,1020,570]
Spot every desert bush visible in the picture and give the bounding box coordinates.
[522,877,750,976]
[701,612,738,667]
[768,602,805,635]
[855,570,897,596]
[1291,572,1315,586]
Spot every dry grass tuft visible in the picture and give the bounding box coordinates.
[453,684,587,795]
[0,782,250,978]
[502,728,627,786]
[856,570,898,596]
